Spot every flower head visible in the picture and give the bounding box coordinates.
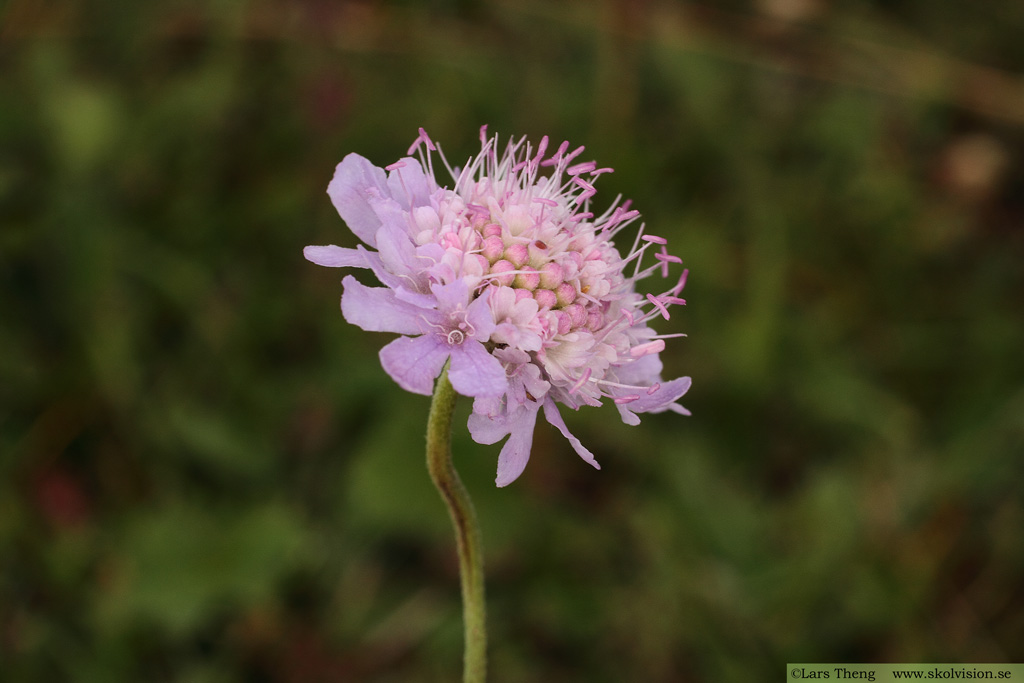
[306,127,690,486]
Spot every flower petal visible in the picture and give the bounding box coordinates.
[465,287,496,341]
[630,376,691,412]
[373,197,428,280]
[448,341,508,398]
[467,407,512,445]
[303,245,369,268]
[613,346,663,385]
[429,279,471,313]
[327,154,390,247]
[341,275,432,335]
[393,285,441,309]
[494,404,540,487]
[307,243,407,295]
[616,404,642,427]
[542,400,600,470]
[614,376,692,425]
[379,335,450,396]
[386,157,434,209]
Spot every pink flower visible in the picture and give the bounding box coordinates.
[305,127,691,486]
[340,276,507,398]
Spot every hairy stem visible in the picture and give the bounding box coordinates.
[426,365,487,683]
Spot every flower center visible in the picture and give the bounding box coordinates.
[438,308,474,346]
[465,199,611,335]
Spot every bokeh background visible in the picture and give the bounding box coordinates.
[2,1,1023,681]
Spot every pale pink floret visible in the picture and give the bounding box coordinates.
[341,277,507,398]
[305,128,691,486]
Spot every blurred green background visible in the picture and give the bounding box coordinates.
[2,1,1023,681]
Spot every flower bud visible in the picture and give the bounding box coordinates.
[538,262,563,289]
[490,259,516,286]
[482,235,505,263]
[563,303,587,329]
[533,288,557,310]
[504,243,529,268]
[467,254,489,276]
[555,310,572,335]
[483,223,502,238]
[513,266,540,291]
[554,282,576,306]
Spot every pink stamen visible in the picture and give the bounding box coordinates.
[542,140,570,167]
[479,125,488,144]
[385,161,407,171]
[568,161,597,176]
[655,250,682,264]
[655,247,681,277]
[603,208,624,229]
[531,136,549,167]
[408,127,436,154]
[564,145,586,165]
[614,395,641,404]
[603,208,639,234]
[604,207,638,233]
[661,296,687,306]
[671,268,689,296]
[533,197,558,207]
[646,383,661,395]
[569,368,593,394]
[646,293,670,320]
[573,177,596,202]
[630,340,666,357]
[641,235,668,245]
[419,127,436,151]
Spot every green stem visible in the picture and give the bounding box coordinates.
[426,364,487,683]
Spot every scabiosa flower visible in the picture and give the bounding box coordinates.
[305,127,690,486]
